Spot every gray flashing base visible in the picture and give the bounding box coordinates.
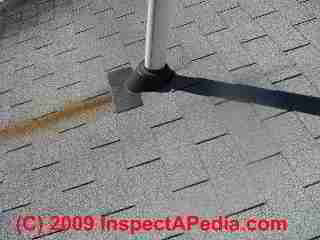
[108,67,143,113]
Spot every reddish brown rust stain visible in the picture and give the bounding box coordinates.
[0,95,113,138]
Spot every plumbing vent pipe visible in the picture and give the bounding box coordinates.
[108,0,176,112]
[125,0,175,93]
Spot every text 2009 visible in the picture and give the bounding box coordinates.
[49,216,97,231]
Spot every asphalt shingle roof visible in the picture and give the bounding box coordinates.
[1,0,320,239]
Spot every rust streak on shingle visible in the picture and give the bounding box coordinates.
[0,95,113,138]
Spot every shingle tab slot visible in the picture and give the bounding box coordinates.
[99,31,120,40]
[10,99,32,108]
[307,235,320,240]
[58,123,87,134]
[32,72,55,82]
[150,117,183,129]
[62,180,95,193]
[84,91,110,102]
[78,55,104,64]
[303,180,320,189]
[106,62,131,72]
[272,73,303,85]
[6,143,32,154]
[2,202,32,213]
[174,20,195,29]
[184,0,207,8]
[127,157,161,170]
[14,64,35,73]
[115,11,135,19]
[283,42,311,53]
[54,47,77,57]
[172,178,210,193]
[191,52,217,62]
[226,202,267,218]
[240,34,269,44]
[34,42,54,50]
[161,233,185,240]
[93,7,113,15]
[261,110,291,121]
[229,62,257,72]
[246,152,282,166]
[217,4,240,14]
[101,205,136,217]
[90,139,121,150]
[252,10,279,19]
[195,133,229,145]
[56,81,81,90]
[293,16,318,26]
[32,161,61,171]
[0,89,11,95]
[75,26,95,35]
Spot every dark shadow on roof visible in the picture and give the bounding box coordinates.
[159,74,320,117]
